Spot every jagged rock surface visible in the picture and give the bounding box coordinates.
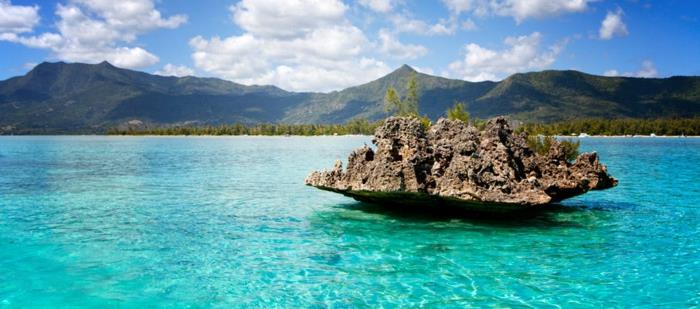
[306,117,617,210]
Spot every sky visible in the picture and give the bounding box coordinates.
[0,0,699,92]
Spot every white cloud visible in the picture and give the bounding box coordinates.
[94,46,159,68]
[190,0,392,92]
[71,0,186,33]
[448,32,567,81]
[443,0,592,22]
[361,0,457,37]
[190,34,267,80]
[461,18,477,30]
[444,0,469,14]
[497,0,590,22]
[599,8,628,40]
[603,60,658,78]
[390,14,457,36]
[23,61,37,69]
[442,0,480,15]
[0,0,186,69]
[603,69,619,76]
[231,0,346,38]
[0,0,40,34]
[378,29,428,60]
[632,60,657,78]
[245,59,391,92]
[155,64,194,77]
[414,66,435,75]
[359,0,394,12]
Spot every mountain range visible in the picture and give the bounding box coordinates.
[1,61,699,133]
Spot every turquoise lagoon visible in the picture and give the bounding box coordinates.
[1,136,699,307]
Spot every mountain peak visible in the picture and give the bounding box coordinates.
[31,61,117,72]
[380,64,417,81]
[396,64,416,73]
[27,61,66,76]
[97,60,115,68]
[33,61,64,69]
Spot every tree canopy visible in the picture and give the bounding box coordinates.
[384,72,420,117]
[446,102,470,123]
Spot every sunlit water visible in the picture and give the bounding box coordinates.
[1,136,699,307]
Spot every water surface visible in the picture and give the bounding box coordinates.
[1,136,699,307]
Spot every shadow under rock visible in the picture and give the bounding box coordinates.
[318,199,634,229]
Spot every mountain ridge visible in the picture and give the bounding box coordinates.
[1,61,699,133]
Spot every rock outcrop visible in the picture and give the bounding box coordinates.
[305,117,617,212]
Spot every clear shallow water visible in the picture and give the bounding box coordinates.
[1,136,699,307]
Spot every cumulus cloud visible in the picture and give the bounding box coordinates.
[190,0,392,92]
[155,64,194,77]
[443,0,592,22]
[0,0,40,34]
[244,59,391,92]
[359,0,457,36]
[23,61,38,69]
[390,14,457,36]
[599,8,628,40]
[359,0,394,13]
[461,18,478,31]
[603,69,619,77]
[448,32,567,81]
[378,29,428,60]
[1,0,186,69]
[415,66,435,75]
[358,1,457,37]
[603,61,658,78]
[442,0,481,15]
[634,60,657,78]
[231,0,346,38]
[71,0,186,33]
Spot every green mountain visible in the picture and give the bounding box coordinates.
[0,61,308,133]
[1,61,699,133]
[282,65,495,123]
[472,70,700,122]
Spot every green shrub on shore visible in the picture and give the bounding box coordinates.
[527,135,555,156]
[527,135,580,162]
[559,139,581,162]
[446,102,470,123]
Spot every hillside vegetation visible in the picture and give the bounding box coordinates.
[1,62,699,134]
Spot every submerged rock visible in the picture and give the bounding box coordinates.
[306,117,617,212]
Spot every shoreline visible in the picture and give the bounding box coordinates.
[0,134,375,137]
[556,135,700,138]
[1,134,700,138]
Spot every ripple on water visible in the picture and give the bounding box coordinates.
[0,136,699,307]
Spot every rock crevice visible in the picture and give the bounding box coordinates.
[306,117,617,210]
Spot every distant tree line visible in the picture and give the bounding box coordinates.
[107,114,700,136]
[107,118,381,136]
[108,115,700,137]
[519,118,700,136]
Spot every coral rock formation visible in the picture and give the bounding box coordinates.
[306,117,617,212]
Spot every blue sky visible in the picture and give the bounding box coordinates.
[0,0,698,92]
